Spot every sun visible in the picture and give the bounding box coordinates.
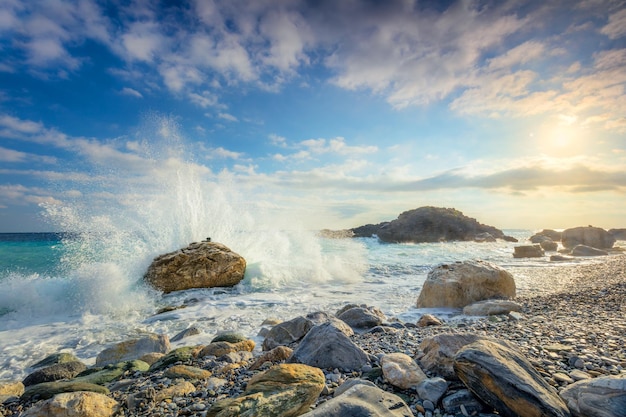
[536,116,585,155]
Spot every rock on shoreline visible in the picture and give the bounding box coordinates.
[2,256,625,417]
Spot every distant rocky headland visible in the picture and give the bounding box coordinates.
[323,206,518,243]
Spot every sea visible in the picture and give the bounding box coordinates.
[0,228,595,380]
[0,126,603,380]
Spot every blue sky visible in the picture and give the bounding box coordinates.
[1,0,625,232]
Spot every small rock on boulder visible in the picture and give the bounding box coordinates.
[144,241,246,293]
[559,375,626,417]
[417,260,516,308]
[454,339,570,417]
[562,226,615,249]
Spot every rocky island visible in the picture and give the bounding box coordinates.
[350,206,517,243]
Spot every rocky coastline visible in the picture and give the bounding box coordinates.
[1,256,625,416]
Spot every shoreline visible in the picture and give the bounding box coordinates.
[1,254,624,416]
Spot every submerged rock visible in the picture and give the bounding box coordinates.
[571,244,609,257]
[144,241,246,293]
[416,260,516,308]
[463,299,522,316]
[454,339,570,417]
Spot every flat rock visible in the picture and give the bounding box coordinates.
[164,365,212,380]
[559,375,626,417]
[454,339,570,417]
[199,340,255,358]
[73,360,149,385]
[21,381,110,401]
[306,383,413,416]
[571,245,609,257]
[463,299,522,316]
[514,244,545,258]
[417,260,515,308]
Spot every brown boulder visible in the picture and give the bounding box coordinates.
[144,241,246,293]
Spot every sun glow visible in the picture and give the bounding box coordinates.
[536,116,586,155]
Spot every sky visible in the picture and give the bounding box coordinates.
[0,0,625,233]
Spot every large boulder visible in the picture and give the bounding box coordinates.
[22,361,87,386]
[513,244,545,258]
[454,339,570,417]
[559,375,626,417]
[207,364,324,417]
[416,260,516,308]
[335,304,386,330]
[530,229,562,242]
[561,226,615,249]
[350,206,514,243]
[144,241,246,293]
[262,312,338,351]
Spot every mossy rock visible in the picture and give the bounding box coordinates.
[21,381,109,401]
[149,346,199,372]
[73,360,149,385]
[211,332,247,344]
[30,353,81,369]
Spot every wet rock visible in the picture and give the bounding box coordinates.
[442,389,485,415]
[20,391,118,417]
[454,339,570,417]
[144,241,246,293]
[380,352,427,390]
[207,364,324,417]
[95,333,170,367]
[306,383,413,416]
[417,260,516,308]
[22,361,87,386]
[0,380,24,400]
[289,322,369,371]
[171,326,201,342]
[211,331,248,344]
[559,375,626,417]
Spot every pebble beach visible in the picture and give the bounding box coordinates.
[1,254,625,416]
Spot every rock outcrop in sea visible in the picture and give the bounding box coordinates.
[350,206,517,243]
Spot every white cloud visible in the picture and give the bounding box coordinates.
[269,133,287,147]
[601,8,626,39]
[189,91,221,108]
[120,87,143,98]
[206,147,243,159]
[218,112,238,122]
[300,137,378,155]
[0,114,44,134]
